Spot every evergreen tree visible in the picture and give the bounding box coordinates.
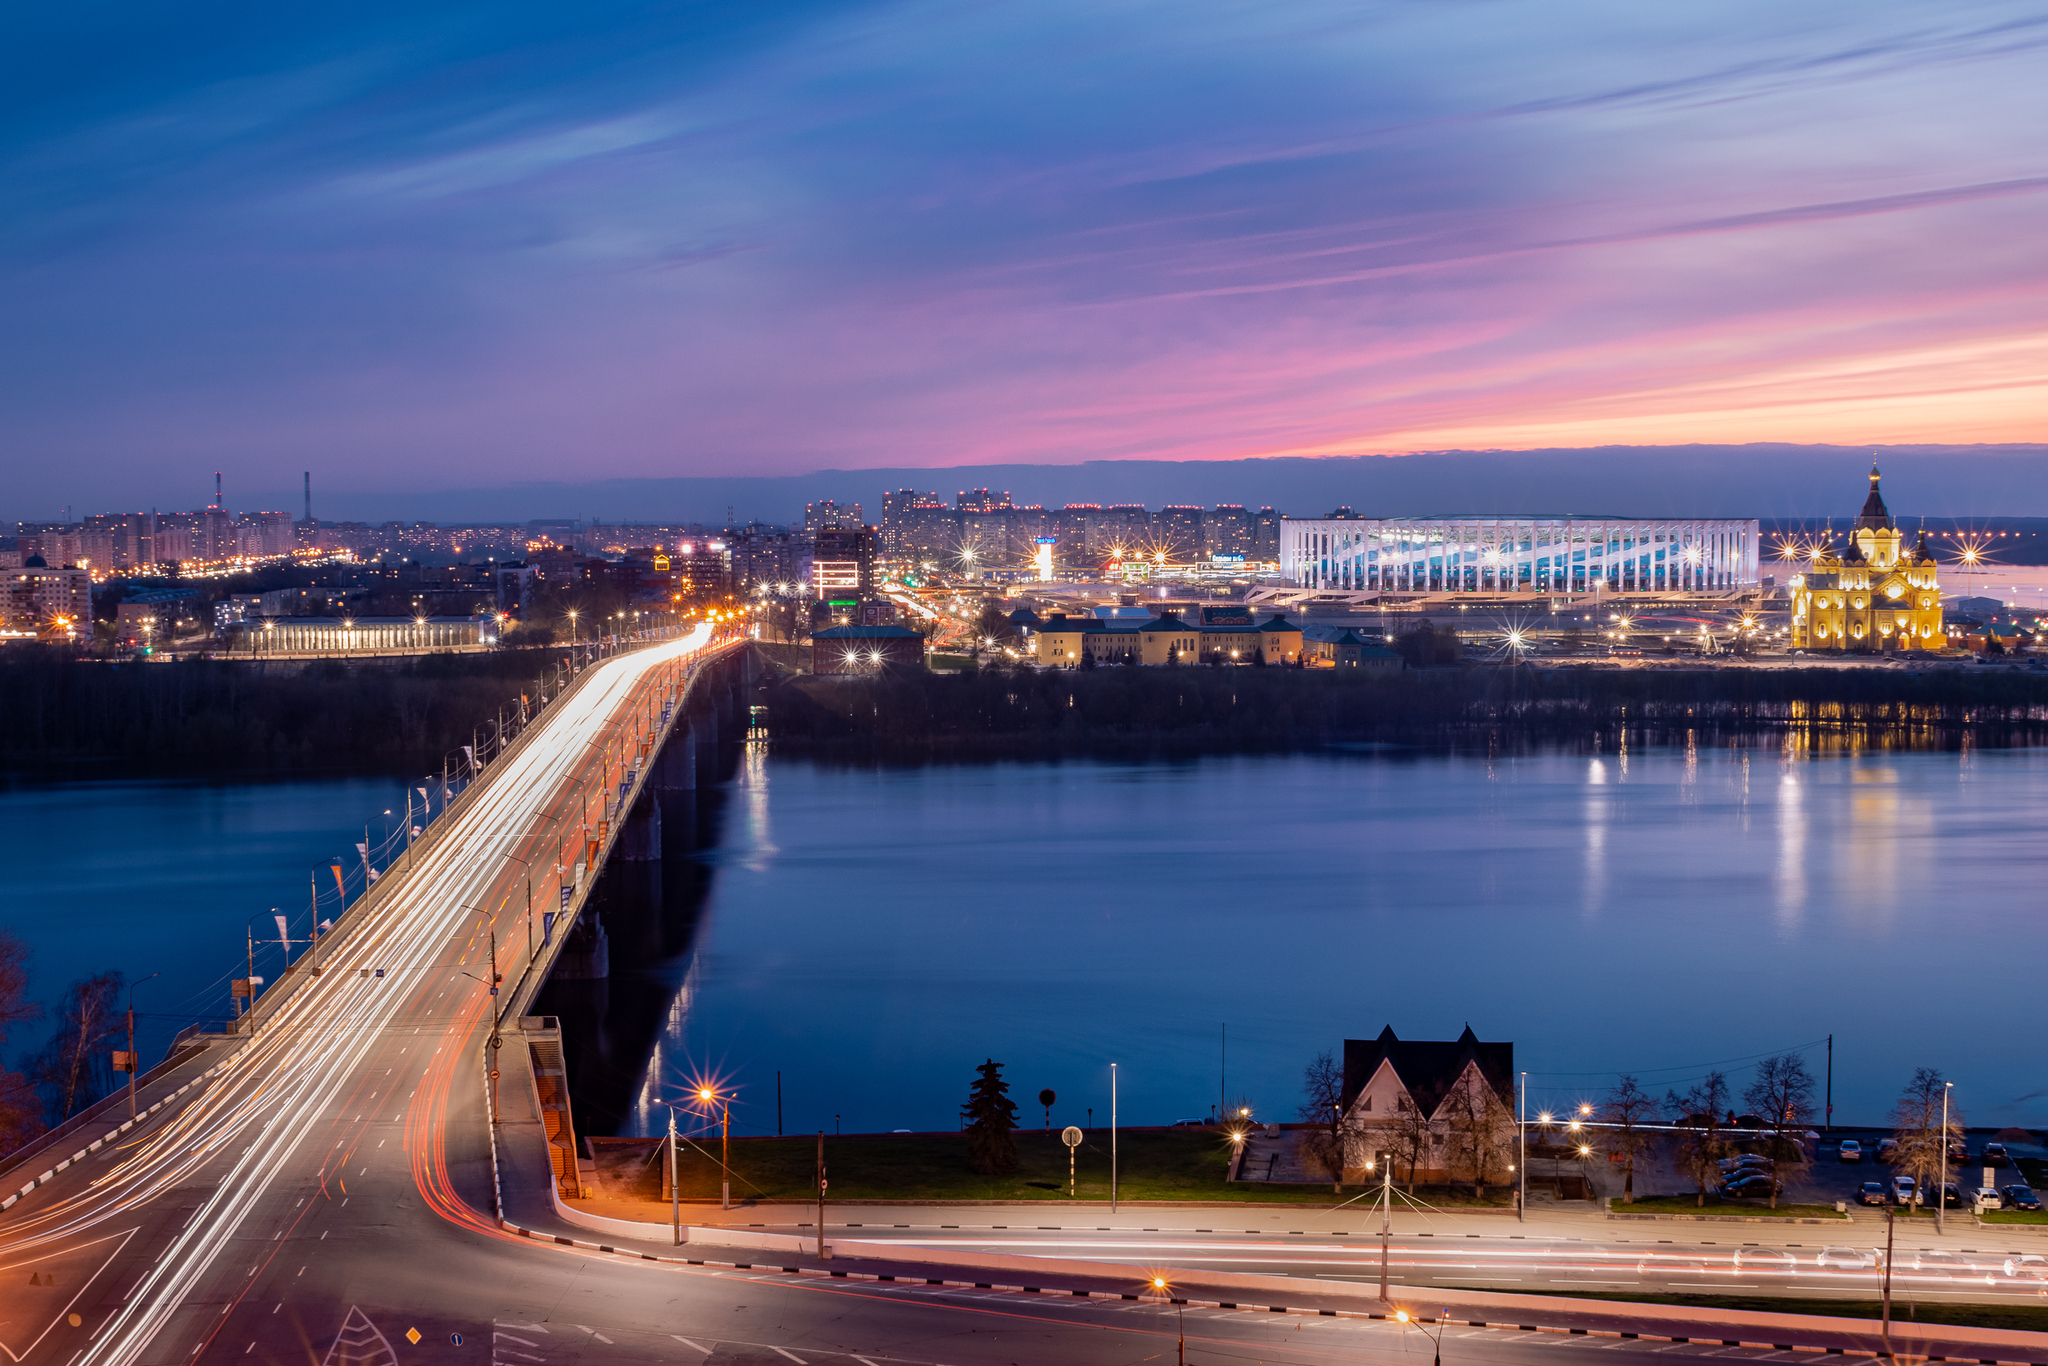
[961,1058,1019,1175]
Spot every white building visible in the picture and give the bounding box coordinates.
[1282,515,1759,594]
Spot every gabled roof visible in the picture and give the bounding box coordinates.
[1301,623,1365,644]
[1341,1025,1514,1119]
[1257,615,1299,632]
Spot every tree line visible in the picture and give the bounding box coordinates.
[0,646,573,766]
[764,663,2048,757]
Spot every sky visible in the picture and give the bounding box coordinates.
[4,0,2044,516]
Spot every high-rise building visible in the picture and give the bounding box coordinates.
[1155,506,1205,560]
[727,529,809,592]
[670,539,732,599]
[955,488,1013,514]
[1252,507,1282,561]
[805,500,864,534]
[880,490,942,556]
[811,527,876,601]
[1206,505,1251,558]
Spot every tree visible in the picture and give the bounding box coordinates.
[1440,1070,1514,1195]
[30,970,123,1126]
[1665,1070,1731,1207]
[0,930,44,1156]
[1602,1075,1661,1203]
[961,1059,1019,1175]
[1742,1054,1816,1209]
[1393,623,1462,668]
[972,601,1015,650]
[1296,1050,1358,1192]
[1890,1067,1961,1213]
[1384,1094,1435,1190]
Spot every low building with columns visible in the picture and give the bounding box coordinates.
[1282,515,1760,595]
[1789,468,1944,652]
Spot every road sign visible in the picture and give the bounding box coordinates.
[1061,1127,1082,1147]
[450,1333,464,1346]
[111,1050,136,1073]
[405,1328,421,1345]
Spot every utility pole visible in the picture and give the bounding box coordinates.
[670,1106,681,1246]
[1519,1070,1527,1223]
[245,927,255,1034]
[1379,1152,1392,1300]
[1111,1063,1119,1214]
[1882,1203,1896,1359]
[1825,1035,1833,1132]
[816,1131,829,1258]
[1937,1082,1951,1234]
[309,871,321,976]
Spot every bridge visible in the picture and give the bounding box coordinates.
[0,630,2038,1366]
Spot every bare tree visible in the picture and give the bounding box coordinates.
[1602,1075,1662,1204]
[1890,1067,1961,1214]
[1440,1071,1514,1196]
[1665,1071,1731,1207]
[0,931,44,1156]
[30,972,124,1125]
[1385,1093,1435,1190]
[1297,1050,1357,1192]
[1743,1054,1816,1209]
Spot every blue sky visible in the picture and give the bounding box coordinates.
[4,0,2044,515]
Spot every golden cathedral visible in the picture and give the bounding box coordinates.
[1790,467,1944,652]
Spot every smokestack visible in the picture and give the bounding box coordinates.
[303,471,311,523]
[214,471,222,508]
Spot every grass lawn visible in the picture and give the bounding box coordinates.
[661,1128,1510,1206]
[1980,1209,2048,1224]
[1495,1291,2048,1335]
[1613,1196,1846,1219]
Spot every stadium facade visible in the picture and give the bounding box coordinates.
[1281,516,1760,594]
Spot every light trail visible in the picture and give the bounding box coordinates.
[0,626,730,1366]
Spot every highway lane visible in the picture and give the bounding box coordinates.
[0,629,723,1366]
[673,1218,2048,1306]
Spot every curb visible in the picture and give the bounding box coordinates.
[2,1064,223,1211]
[1609,1212,1850,1225]
[494,1220,2046,1366]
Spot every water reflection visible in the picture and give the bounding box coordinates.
[613,745,2048,1136]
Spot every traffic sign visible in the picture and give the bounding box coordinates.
[450,1333,464,1346]
[1061,1126,1082,1147]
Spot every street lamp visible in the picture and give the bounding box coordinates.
[1937,1081,1953,1233]
[700,1085,733,1210]
[121,973,159,1120]
[1148,1277,1185,1366]
[1396,1308,1449,1366]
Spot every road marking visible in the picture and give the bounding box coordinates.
[769,1350,804,1364]
[671,1340,710,1355]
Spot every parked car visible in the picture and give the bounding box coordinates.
[2002,1185,2041,1211]
[1971,1186,2003,1209]
[1719,1154,1774,1173]
[1857,1181,1888,1206]
[1892,1175,1917,1204]
[1722,1174,1780,1198]
[1932,1181,1964,1208]
[1838,1139,1862,1162]
[1876,1138,1899,1163]
[1983,1142,2010,1167]
[1816,1247,1876,1271]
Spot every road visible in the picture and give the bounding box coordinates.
[669,1208,2048,1306]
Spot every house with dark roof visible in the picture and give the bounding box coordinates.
[1301,624,1403,671]
[812,623,927,674]
[1030,610,1304,668]
[1337,1025,1515,1185]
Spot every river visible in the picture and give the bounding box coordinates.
[4,740,2043,1141]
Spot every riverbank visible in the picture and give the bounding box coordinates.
[0,645,571,769]
[762,662,2048,757]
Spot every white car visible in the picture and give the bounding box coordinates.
[1973,1186,2003,1210]
[2003,1255,2048,1282]
[1816,1247,1875,1271]
[1837,1139,1862,1162]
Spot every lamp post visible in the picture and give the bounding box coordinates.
[1937,1082,1952,1234]
[1396,1307,1448,1366]
[1148,1277,1185,1365]
[700,1086,732,1210]
[1110,1062,1119,1214]
[122,973,158,1120]
[1518,1071,1527,1223]
[469,905,503,1121]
